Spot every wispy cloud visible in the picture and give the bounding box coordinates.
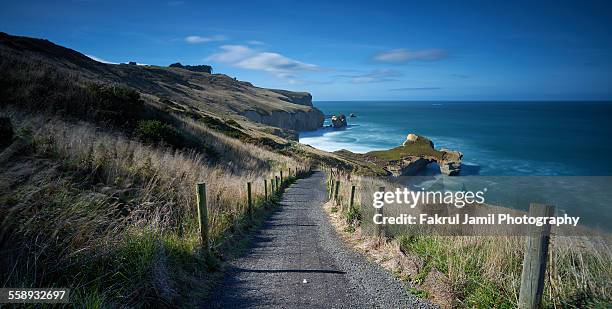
[373,48,447,63]
[185,35,226,44]
[337,69,402,84]
[207,45,318,78]
[85,54,117,64]
[389,87,441,91]
[247,40,265,45]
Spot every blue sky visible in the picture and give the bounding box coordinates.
[1,0,611,100]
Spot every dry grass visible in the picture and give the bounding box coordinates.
[0,109,306,306]
[325,169,612,308]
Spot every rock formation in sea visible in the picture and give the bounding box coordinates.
[331,114,348,128]
[438,148,463,176]
[363,133,462,176]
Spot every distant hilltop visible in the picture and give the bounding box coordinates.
[169,62,213,74]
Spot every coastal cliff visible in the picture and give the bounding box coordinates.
[242,108,324,132]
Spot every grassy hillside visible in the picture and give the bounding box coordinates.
[0,107,310,305]
[0,32,388,307]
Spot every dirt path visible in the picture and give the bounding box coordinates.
[209,171,432,308]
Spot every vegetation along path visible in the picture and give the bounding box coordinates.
[209,171,432,308]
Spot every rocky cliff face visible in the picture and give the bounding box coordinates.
[268,89,313,107]
[438,149,463,176]
[385,157,431,176]
[242,108,324,132]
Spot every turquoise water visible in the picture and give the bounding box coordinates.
[300,101,612,176]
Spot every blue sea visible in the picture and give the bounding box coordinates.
[300,101,612,176]
[300,101,612,231]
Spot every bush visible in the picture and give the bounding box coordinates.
[135,120,183,147]
[85,84,144,125]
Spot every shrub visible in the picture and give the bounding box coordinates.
[85,84,144,125]
[135,120,183,147]
[345,206,361,225]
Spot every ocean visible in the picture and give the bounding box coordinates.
[299,101,612,230]
[300,101,612,176]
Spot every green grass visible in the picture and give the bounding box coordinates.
[367,136,443,161]
[397,235,515,308]
[135,119,184,147]
[408,287,429,299]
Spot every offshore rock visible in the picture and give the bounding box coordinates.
[331,114,348,128]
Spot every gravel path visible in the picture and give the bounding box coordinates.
[209,171,433,308]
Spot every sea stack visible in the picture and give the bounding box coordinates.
[331,114,348,128]
[364,133,462,176]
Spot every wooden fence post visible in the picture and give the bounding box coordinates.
[518,203,554,309]
[247,182,253,217]
[275,176,280,191]
[270,178,275,194]
[376,186,385,237]
[280,171,284,184]
[196,183,209,253]
[334,180,340,206]
[327,175,331,197]
[264,179,268,199]
[349,185,356,211]
[329,177,334,200]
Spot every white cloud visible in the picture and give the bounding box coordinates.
[207,45,255,63]
[207,45,318,79]
[185,35,226,44]
[85,54,117,64]
[247,40,265,45]
[373,48,447,63]
[338,69,402,84]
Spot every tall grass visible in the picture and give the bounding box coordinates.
[326,169,611,308]
[0,110,306,306]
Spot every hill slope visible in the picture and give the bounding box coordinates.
[0,32,324,133]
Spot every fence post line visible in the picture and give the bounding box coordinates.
[271,178,275,194]
[334,180,341,206]
[247,182,253,217]
[518,203,555,309]
[196,183,209,253]
[264,179,268,199]
[376,186,385,237]
[329,177,334,200]
[275,176,280,191]
[280,170,284,185]
[349,185,356,211]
